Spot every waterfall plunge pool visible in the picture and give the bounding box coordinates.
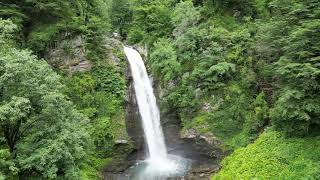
[126,154,192,180]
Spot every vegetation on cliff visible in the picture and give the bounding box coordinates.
[111,0,320,178]
[214,130,320,179]
[0,0,319,179]
[0,1,126,179]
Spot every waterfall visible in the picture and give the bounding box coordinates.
[124,46,168,161]
[124,47,191,179]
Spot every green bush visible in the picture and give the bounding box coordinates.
[213,130,320,179]
[27,23,62,54]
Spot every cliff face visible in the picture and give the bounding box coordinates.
[125,64,145,151]
[45,35,137,146]
[45,36,91,73]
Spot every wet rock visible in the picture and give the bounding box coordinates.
[181,129,197,139]
[181,129,220,146]
[199,132,220,146]
[125,63,145,151]
[134,44,148,60]
[115,139,129,144]
[178,128,225,162]
[104,158,133,173]
[184,164,220,180]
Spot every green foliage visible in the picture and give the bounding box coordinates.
[110,0,133,37]
[2,0,320,178]
[92,65,126,99]
[64,74,96,109]
[24,0,73,18]
[172,0,201,37]
[213,130,320,179]
[164,81,198,115]
[0,4,27,29]
[127,27,146,44]
[243,92,269,136]
[127,0,173,45]
[1,0,111,55]
[63,61,126,178]
[174,27,206,65]
[193,62,236,92]
[0,46,88,179]
[18,94,89,179]
[0,149,17,179]
[1,1,124,179]
[90,117,115,153]
[204,0,256,16]
[64,65,125,117]
[150,38,181,83]
[265,0,320,136]
[27,22,62,54]
[147,0,319,152]
[0,18,17,46]
[80,154,112,180]
[254,0,271,18]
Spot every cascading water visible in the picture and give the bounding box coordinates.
[124,46,167,161]
[124,46,191,179]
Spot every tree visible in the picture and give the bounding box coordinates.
[110,0,133,37]
[267,0,320,136]
[127,0,173,45]
[0,18,17,46]
[24,0,73,18]
[150,38,181,83]
[172,0,200,37]
[0,26,89,178]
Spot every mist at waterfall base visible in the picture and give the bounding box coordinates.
[124,47,191,179]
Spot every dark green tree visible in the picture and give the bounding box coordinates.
[0,20,89,178]
[267,0,320,136]
[110,0,133,37]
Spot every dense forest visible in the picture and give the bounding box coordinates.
[0,0,319,179]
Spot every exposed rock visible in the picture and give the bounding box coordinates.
[134,44,148,60]
[181,129,197,139]
[200,132,221,146]
[202,102,213,112]
[195,88,202,99]
[104,158,133,173]
[125,63,145,152]
[46,36,90,73]
[102,36,124,66]
[112,32,120,39]
[69,60,91,73]
[181,129,221,147]
[115,139,129,144]
[184,164,220,180]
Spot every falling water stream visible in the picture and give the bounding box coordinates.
[124,47,191,179]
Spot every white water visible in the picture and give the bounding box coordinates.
[124,46,191,178]
[124,46,168,161]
